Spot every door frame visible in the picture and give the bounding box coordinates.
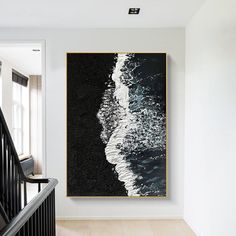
[0,40,47,177]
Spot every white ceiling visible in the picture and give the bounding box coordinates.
[0,44,42,75]
[0,0,205,28]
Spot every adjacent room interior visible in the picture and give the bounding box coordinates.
[0,0,235,235]
[0,43,43,177]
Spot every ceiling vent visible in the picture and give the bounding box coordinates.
[128,8,140,14]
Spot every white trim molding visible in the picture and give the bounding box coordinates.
[56,216,183,221]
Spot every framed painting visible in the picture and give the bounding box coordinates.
[66,53,167,197]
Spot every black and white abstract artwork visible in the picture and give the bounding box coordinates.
[67,53,167,197]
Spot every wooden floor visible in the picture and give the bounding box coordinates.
[56,220,196,236]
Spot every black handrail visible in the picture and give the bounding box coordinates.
[0,202,9,224]
[0,107,58,236]
[0,107,48,184]
[0,179,57,236]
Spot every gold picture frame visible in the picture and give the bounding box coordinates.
[66,52,168,198]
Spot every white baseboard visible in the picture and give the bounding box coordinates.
[56,216,183,221]
[183,219,199,235]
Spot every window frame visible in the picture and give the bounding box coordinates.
[12,69,29,157]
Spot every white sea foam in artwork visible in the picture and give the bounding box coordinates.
[105,54,140,196]
[97,54,140,196]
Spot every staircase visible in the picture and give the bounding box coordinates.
[0,108,58,236]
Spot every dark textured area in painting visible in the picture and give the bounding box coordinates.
[123,54,166,196]
[67,53,127,196]
[97,53,167,196]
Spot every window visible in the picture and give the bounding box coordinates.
[12,70,29,156]
[12,82,23,154]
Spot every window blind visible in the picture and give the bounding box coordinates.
[12,69,28,87]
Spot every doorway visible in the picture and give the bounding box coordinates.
[0,41,46,177]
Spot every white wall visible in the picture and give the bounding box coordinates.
[0,28,185,219]
[185,0,236,235]
[0,57,14,131]
[29,75,42,174]
[0,56,29,134]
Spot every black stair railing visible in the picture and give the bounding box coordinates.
[0,107,58,236]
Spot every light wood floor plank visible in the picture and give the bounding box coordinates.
[56,220,196,236]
